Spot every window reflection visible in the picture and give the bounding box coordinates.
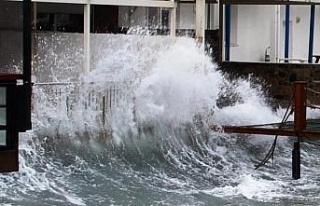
[0,131,6,146]
[0,88,6,106]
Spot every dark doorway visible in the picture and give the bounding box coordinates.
[92,5,119,33]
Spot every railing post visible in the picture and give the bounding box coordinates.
[102,96,106,125]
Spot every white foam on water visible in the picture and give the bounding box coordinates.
[3,34,319,205]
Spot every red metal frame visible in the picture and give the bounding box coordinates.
[0,74,23,81]
[223,81,320,138]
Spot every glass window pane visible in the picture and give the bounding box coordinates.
[0,88,6,106]
[0,108,6,126]
[0,130,6,146]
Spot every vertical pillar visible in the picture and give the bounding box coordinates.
[23,0,33,130]
[292,81,307,180]
[284,5,290,62]
[23,0,32,83]
[170,0,177,37]
[225,4,231,61]
[275,5,281,62]
[84,3,91,73]
[218,1,223,62]
[196,0,205,44]
[32,2,37,30]
[207,3,211,30]
[292,141,301,179]
[308,4,315,63]
[294,82,307,132]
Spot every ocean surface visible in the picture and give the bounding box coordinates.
[1,37,320,206]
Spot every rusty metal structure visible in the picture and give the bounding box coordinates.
[223,81,320,179]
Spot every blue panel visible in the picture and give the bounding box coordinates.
[285,5,290,61]
[308,5,315,63]
[225,4,231,61]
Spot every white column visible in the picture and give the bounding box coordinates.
[196,0,205,44]
[84,3,91,73]
[33,2,37,29]
[170,0,177,37]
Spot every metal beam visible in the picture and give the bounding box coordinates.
[23,0,32,83]
[220,0,320,6]
[223,126,297,136]
[8,0,176,8]
[91,0,176,8]
[223,126,320,138]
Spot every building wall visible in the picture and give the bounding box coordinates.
[227,4,320,63]
[178,3,195,30]
[230,5,276,62]
[0,1,23,73]
[290,5,320,61]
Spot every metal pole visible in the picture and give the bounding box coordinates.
[308,4,315,63]
[284,5,290,62]
[23,0,32,83]
[22,0,32,131]
[292,141,301,179]
[218,1,223,63]
[225,4,231,61]
[292,81,307,180]
[207,3,211,30]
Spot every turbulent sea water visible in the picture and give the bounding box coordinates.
[1,36,320,206]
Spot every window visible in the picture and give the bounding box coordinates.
[0,87,7,147]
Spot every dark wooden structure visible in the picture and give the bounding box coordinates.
[223,81,320,179]
[0,0,32,172]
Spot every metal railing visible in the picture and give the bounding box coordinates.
[32,82,131,125]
